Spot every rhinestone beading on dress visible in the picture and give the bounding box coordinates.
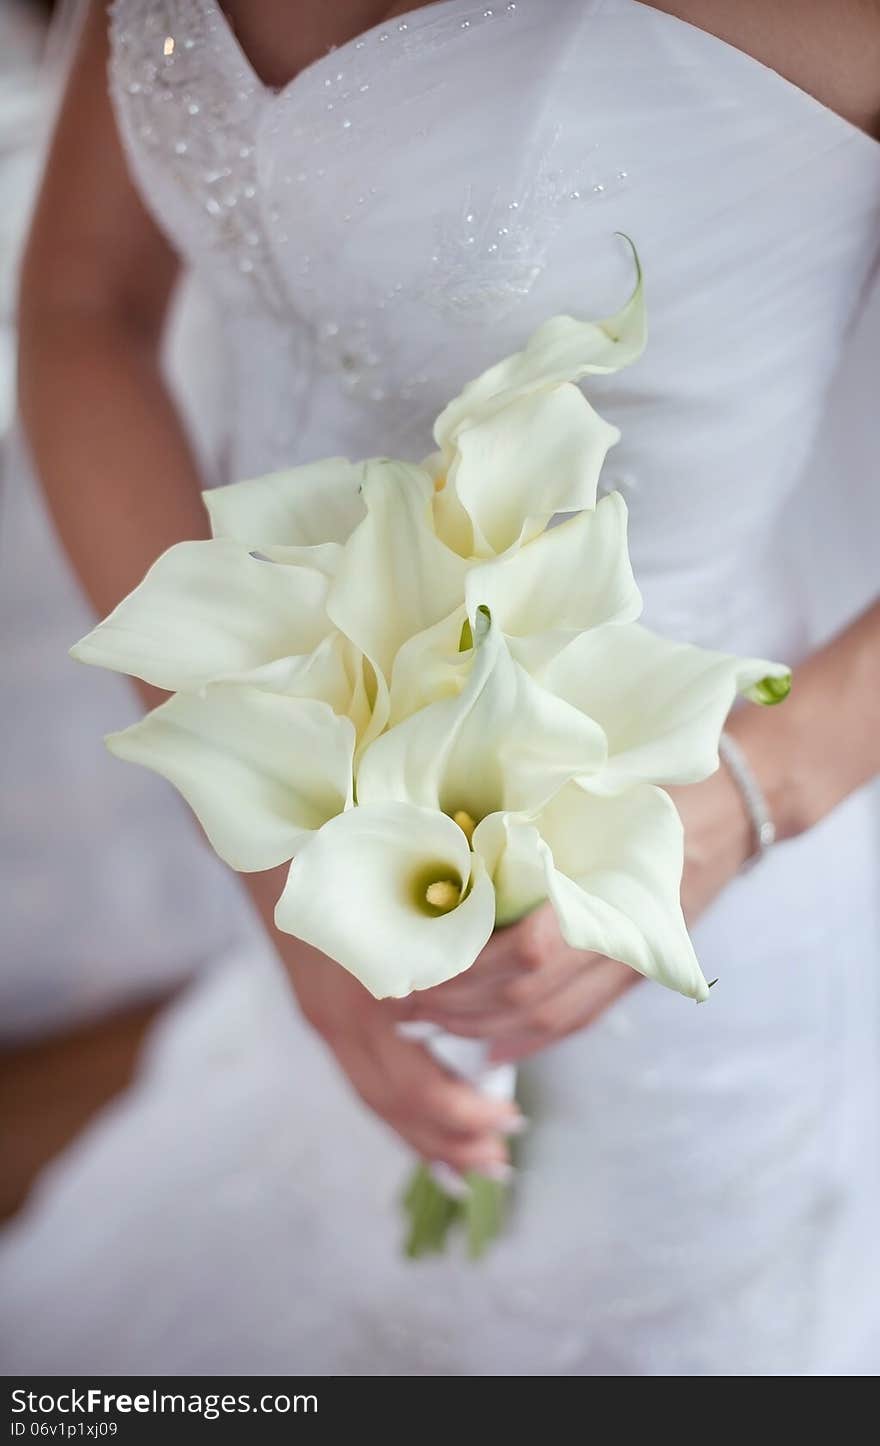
[254,2,546,394]
[108,2,610,359]
[109,0,288,314]
[422,129,629,322]
[106,0,640,465]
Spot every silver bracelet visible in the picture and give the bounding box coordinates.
[718,730,776,870]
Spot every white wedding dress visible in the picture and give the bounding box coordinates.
[2,0,880,1375]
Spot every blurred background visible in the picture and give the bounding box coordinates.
[0,0,255,1224]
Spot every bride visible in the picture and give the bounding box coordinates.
[5,0,880,1374]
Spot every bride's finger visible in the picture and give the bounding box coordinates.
[415,906,562,1017]
[390,1121,511,1176]
[487,958,642,1063]
[341,1048,505,1170]
[407,960,524,1017]
[359,1041,513,1171]
[415,949,588,1031]
[371,1028,520,1136]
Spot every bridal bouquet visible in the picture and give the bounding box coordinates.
[72,245,789,1256]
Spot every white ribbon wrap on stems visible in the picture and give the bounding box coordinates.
[397,1022,517,1198]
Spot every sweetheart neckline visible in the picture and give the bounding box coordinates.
[210,0,467,107]
[206,0,880,159]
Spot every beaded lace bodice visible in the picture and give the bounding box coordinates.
[109,0,880,651]
[109,0,623,464]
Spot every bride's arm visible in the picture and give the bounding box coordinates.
[415,597,880,1058]
[19,2,517,1175]
[18,3,206,713]
[732,598,880,839]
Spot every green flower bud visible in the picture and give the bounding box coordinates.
[746,672,792,706]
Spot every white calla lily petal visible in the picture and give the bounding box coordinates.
[327,459,467,682]
[358,613,606,819]
[426,449,476,557]
[245,542,342,575]
[219,632,356,713]
[274,802,496,997]
[387,497,641,724]
[540,622,790,791]
[204,458,366,547]
[219,632,385,747]
[70,539,332,692]
[106,686,354,872]
[471,812,547,927]
[487,784,707,1000]
[387,604,470,726]
[467,492,641,673]
[434,242,645,457]
[541,785,706,999]
[352,655,390,755]
[446,384,620,558]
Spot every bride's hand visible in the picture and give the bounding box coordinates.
[246,867,520,1172]
[406,761,754,1063]
[282,938,521,1173]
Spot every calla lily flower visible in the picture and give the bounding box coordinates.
[433,241,645,455]
[351,609,710,1002]
[473,783,708,1001]
[106,685,355,872]
[357,611,607,822]
[218,631,381,749]
[326,458,467,683]
[70,523,388,744]
[274,802,496,998]
[536,623,792,793]
[463,490,641,674]
[385,492,640,723]
[429,241,645,558]
[386,604,472,727]
[69,537,336,694]
[431,384,622,559]
[204,456,367,548]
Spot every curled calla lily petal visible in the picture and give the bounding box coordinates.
[357,613,607,820]
[474,783,708,1001]
[70,539,333,692]
[441,384,621,559]
[538,622,791,792]
[433,238,645,459]
[203,457,366,547]
[274,801,496,997]
[466,492,641,674]
[327,459,467,683]
[106,686,354,872]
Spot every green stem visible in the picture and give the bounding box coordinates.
[402,1164,510,1260]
